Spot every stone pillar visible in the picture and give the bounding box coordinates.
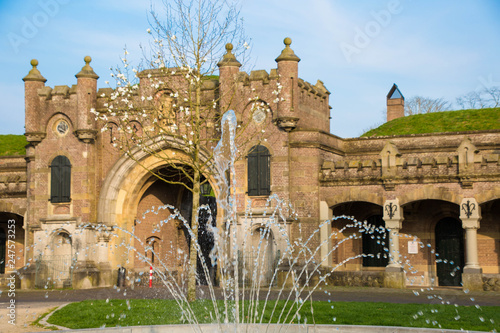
[460,198,483,291]
[75,56,98,143]
[383,198,405,288]
[275,37,300,131]
[97,230,113,287]
[72,227,100,289]
[23,59,46,141]
[319,201,332,268]
[217,43,241,113]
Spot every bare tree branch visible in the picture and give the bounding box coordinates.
[404,96,451,116]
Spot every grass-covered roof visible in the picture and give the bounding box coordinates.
[0,135,27,156]
[362,108,500,137]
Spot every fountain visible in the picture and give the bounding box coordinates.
[17,110,497,333]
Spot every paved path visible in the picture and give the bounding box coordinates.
[0,301,65,333]
[0,286,498,332]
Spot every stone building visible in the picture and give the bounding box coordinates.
[0,38,499,291]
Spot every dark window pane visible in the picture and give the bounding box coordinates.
[248,145,270,196]
[51,155,71,203]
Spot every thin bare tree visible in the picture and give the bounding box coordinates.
[456,86,500,109]
[92,0,276,302]
[404,96,451,116]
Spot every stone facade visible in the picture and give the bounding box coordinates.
[0,39,499,291]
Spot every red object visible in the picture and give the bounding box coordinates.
[149,266,153,288]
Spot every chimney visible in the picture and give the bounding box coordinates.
[387,83,404,122]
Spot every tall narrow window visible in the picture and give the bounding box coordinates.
[146,237,160,264]
[247,145,270,196]
[50,155,71,203]
[362,215,389,267]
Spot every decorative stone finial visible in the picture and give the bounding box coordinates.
[275,37,300,63]
[217,43,242,68]
[23,59,47,82]
[76,55,99,79]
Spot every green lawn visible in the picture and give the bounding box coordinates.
[362,108,500,137]
[47,299,499,331]
[0,134,27,156]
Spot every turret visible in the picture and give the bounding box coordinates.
[75,56,99,143]
[23,59,46,145]
[275,37,300,131]
[387,83,404,122]
[217,43,242,112]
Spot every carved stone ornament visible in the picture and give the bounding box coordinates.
[252,109,266,124]
[276,116,299,132]
[383,198,402,222]
[25,132,46,146]
[75,129,97,143]
[56,120,69,136]
[460,198,480,221]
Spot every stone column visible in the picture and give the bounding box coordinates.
[383,199,405,288]
[460,198,483,291]
[319,201,332,268]
[97,229,113,287]
[72,226,100,289]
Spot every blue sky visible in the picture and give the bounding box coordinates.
[1,0,499,138]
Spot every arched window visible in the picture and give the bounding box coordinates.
[362,215,389,267]
[146,237,160,264]
[50,155,71,203]
[247,145,270,196]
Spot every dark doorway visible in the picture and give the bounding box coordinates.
[362,215,389,267]
[0,228,5,274]
[435,218,464,286]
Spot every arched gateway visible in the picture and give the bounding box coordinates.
[96,138,220,286]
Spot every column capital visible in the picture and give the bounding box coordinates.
[385,219,402,230]
[383,199,403,229]
[462,218,480,229]
[460,198,481,229]
[460,198,480,219]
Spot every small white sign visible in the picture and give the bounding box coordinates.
[408,241,419,254]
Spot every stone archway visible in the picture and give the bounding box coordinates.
[330,201,385,278]
[248,226,275,286]
[399,199,461,287]
[478,198,500,286]
[134,177,190,276]
[96,139,221,286]
[48,231,73,288]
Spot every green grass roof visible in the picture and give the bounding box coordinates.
[0,135,27,156]
[362,108,500,137]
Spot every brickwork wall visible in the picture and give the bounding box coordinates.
[9,48,499,289]
[135,180,188,272]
